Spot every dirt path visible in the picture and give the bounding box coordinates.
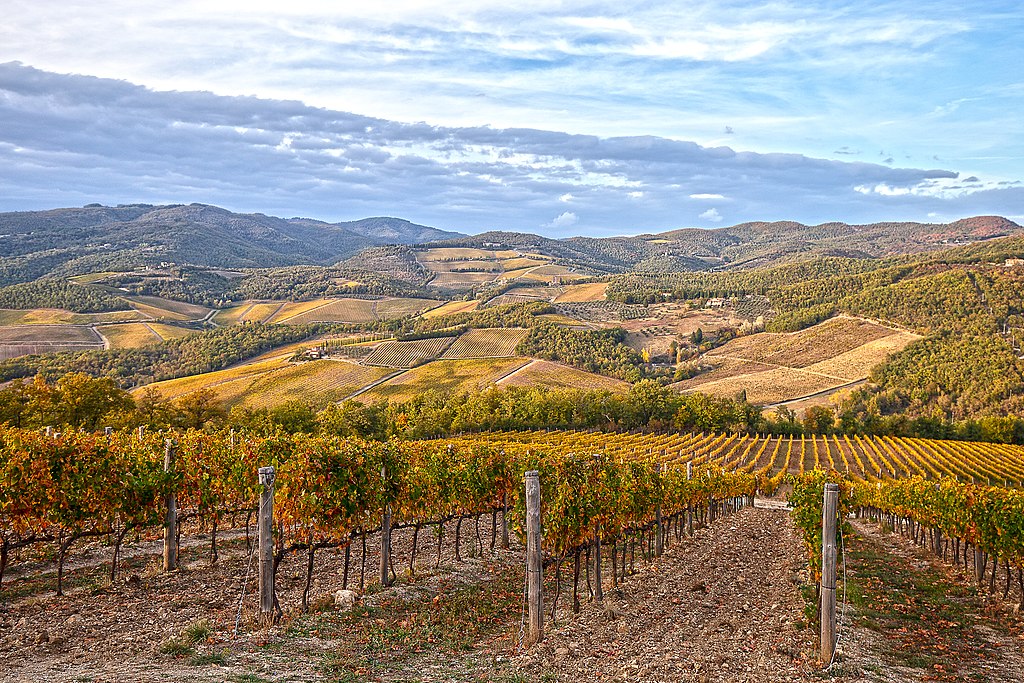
[516,507,819,682]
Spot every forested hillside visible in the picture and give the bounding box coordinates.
[0,204,462,285]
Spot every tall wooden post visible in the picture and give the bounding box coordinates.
[501,492,510,549]
[380,465,393,587]
[258,466,276,623]
[820,483,839,665]
[594,523,604,603]
[524,470,543,646]
[163,439,178,572]
[654,463,664,557]
[686,461,694,536]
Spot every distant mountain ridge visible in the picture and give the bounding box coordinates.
[0,203,1019,287]
[0,203,463,285]
[426,215,1022,274]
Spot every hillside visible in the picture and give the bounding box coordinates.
[0,203,463,285]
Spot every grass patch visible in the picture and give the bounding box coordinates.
[285,562,522,680]
[189,650,227,666]
[845,527,1005,680]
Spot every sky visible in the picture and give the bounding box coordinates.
[1,1,1022,237]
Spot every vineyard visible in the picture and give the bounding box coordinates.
[464,430,1024,485]
[0,427,753,610]
[7,425,1024,678]
[439,327,529,359]
[361,337,455,368]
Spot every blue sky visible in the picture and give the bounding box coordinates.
[1,1,1021,236]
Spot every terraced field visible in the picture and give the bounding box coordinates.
[439,328,528,359]
[267,299,332,323]
[240,302,285,324]
[420,299,480,318]
[675,316,920,406]
[362,337,455,368]
[356,357,531,403]
[284,298,376,324]
[374,298,440,319]
[125,295,210,321]
[147,323,193,341]
[0,325,104,360]
[237,361,394,409]
[210,303,252,326]
[98,323,162,348]
[554,282,608,302]
[494,359,630,392]
[0,308,145,325]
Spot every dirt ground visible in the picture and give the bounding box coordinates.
[8,503,1020,682]
[833,517,1024,682]
[515,505,820,683]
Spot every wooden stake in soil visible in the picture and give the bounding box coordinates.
[820,482,839,666]
[524,470,544,646]
[258,466,276,624]
[380,464,393,587]
[163,439,178,572]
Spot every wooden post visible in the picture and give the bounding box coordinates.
[820,483,839,665]
[655,464,664,557]
[380,465,393,587]
[524,470,543,646]
[258,466,276,623]
[138,425,145,439]
[163,439,178,572]
[594,524,603,603]
[686,461,694,536]
[501,493,510,549]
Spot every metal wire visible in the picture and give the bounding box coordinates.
[234,496,266,637]
[824,521,849,672]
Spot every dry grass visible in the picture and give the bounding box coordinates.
[420,300,481,318]
[138,356,288,401]
[147,323,193,341]
[98,323,162,348]
[417,247,495,261]
[521,265,584,282]
[440,328,528,359]
[499,266,539,280]
[802,332,919,380]
[240,302,284,323]
[683,367,848,405]
[499,257,549,270]
[210,303,252,326]
[677,316,921,405]
[554,282,608,302]
[358,357,530,402]
[495,359,630,392]
[705,316,897,368]
[238,360,394,409]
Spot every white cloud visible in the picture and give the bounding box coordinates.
[559,192,575,202]
[546,211,579,229]
[690,193,725,199]
[627,191,644,199]
[699,208,723,223]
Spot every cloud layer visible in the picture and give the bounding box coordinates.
[0,63,1021,236]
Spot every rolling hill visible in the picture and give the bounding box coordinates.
[0,203,463,285]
